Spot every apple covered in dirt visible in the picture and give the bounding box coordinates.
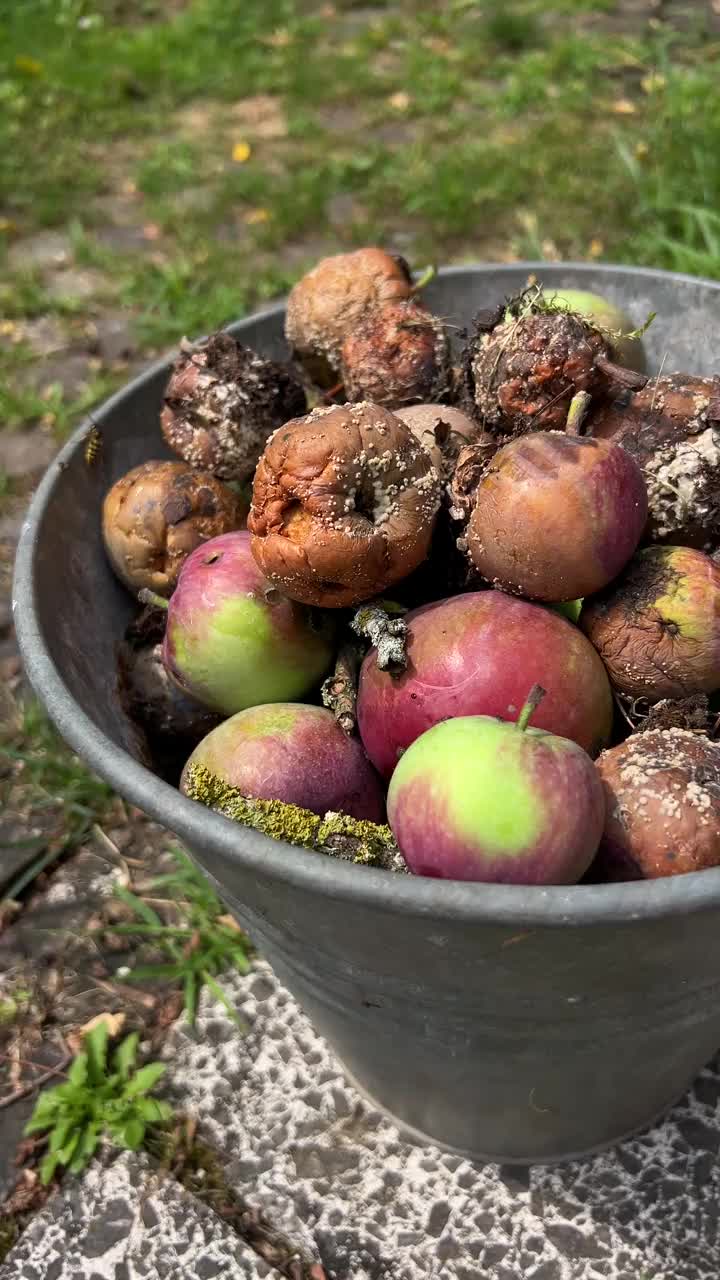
[467,432,648,602]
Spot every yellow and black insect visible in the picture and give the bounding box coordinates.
[84,423,103,466]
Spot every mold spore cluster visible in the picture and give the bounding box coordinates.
[100,250,720,887]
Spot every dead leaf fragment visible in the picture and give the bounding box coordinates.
[79,1010,126,1039]
[612,98,637,115]
[217,914,244,932]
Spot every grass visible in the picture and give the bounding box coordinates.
[1,700,115,900]
[0,1,717,894]
[107,845,253,1024]
[1,700,249,1021]
[0,1,718,398]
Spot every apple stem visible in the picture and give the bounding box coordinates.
[321,380,345,403]
[410,263,436,294]
[516,684,546,732]
[565,391,591,436]
[595,353,649,392]
[138,588,169,611]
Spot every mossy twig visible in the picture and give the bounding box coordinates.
[184,765,406,872]
[351,603,408,672]
[321,642,361,735]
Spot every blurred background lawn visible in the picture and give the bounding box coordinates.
[1,0,719,441]
[1,0,719,888]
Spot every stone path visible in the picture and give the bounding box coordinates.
[2,1151,273,1280]
[3,959,719,1279]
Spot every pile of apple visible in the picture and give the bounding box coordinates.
[103,249,720,886]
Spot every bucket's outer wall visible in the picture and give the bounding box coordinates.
[193,851,720,1162]
[16,265,720,1162]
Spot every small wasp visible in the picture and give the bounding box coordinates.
[84,421,103,466]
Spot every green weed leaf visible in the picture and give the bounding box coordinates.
[84,1022,109,1084]
[40,1152,60,1185]
[114,1032,139,1081]
[134,1098,173,1123]
[118,1116,145,1149]
[123,1062,166,1097]
[68,1052,89,1088]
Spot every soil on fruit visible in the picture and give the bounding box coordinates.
[463,304,612,436]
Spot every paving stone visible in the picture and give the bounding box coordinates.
[7,233,73,274]
[166,186,217,215]
[85,313,138,364]
[0,431,56,479]
[162,961,720,1280]
[15,317,69,358]
[91,192,146,227]
[18,352,95,399]
[94,223,153,253]
[325,193,368,230]
[313,104,366,135]
[45,268,110,303]
[225,96,288,140]
[0,1151,275,1279]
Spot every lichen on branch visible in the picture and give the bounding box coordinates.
[351,603,408,672]
[184,764,407,872]
[321,642,362,735]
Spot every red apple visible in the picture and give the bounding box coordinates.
[467,432,648,602]
[357,590,613,779]
[181,702,385,821]
[162,531,334,714]
[387,690,605,883]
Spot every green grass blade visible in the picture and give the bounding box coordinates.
[202,972,245,1028]
[114,886,164,927]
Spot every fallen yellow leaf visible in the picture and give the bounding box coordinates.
[612,98,637,115]
[0,320,17,337]
[243,207,271,225]
[641,73,665,94]
[80,1011,126,1038]
[232,140,252,164]
[388,91,411,112]
[0,217,16,234]
[218,914,244,932]
[264,28,292,48]
[14,55,43,76]
[635,140,649,158]
[588,238,604,259]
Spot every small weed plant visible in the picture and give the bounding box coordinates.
[24,1021,172,1185]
